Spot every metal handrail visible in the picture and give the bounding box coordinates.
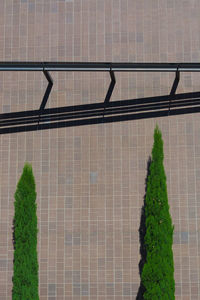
[0,62,200,134]
[0,62,200,72]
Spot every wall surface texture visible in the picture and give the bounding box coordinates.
[0,0,200,299]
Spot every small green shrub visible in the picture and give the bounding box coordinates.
[12,163,39,300]
[141,126,175,299]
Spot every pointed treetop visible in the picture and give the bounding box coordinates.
[16,162,36,195]
[152,124,164,162]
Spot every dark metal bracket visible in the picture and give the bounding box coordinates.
[40,70,53,111]
[169,67,180,115]
[38,69,53,124]
[170,67,180,95]
[104,69,116,103]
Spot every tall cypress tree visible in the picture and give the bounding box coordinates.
[141,126,175,299]
[12,163,39,300]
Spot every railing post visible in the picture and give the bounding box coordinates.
[38,69,53,124]
[104,68,116,104]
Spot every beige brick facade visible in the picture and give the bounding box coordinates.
[0,0,200,299]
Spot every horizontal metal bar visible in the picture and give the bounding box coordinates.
[0,62,200,72]
[44,67,110,71]
[2,67,200,72]
[112,68,178,72]
[112,68,200,72]
[0,67,43,71]
[178,68,200,72]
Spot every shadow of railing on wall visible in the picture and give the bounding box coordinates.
[0,91,200,134]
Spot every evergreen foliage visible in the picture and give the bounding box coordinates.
[12,163,39,300]
[141,125,175,299]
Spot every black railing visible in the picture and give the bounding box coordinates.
[0,62,200,134]
[1,62,200,71]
